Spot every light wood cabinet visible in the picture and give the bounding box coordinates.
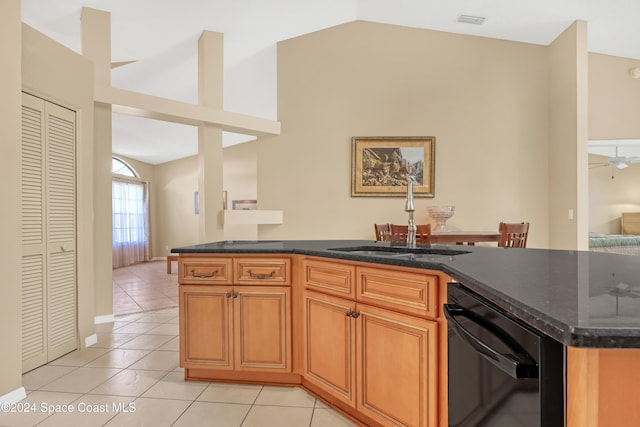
[178,256,292,379]
[302,257,443,427]
[178,254,448,426]
[181,286,232,368]
[234,286,291,371]
[303,290,356,407]
[356,303,437,427]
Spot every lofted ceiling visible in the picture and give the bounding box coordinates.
[21,0,640,165]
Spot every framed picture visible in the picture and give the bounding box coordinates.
[351,136,435,197]
[232,199,258,210]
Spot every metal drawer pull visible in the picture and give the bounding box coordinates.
[246,269,276,279]
[190,268,219,278]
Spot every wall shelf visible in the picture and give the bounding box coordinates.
[223,210,283,225]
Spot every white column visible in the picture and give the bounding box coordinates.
[81,7,114,317]
[197,31,225,243]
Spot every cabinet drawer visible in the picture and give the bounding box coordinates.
[234,258,291,285]
[179,258,232,284]
[357,266,438,318]
[303,258,355,299]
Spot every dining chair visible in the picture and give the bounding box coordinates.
[374,223,391,241]
[389,223,432,244]
[498,222,529,248]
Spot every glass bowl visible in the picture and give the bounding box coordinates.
[427,205,456,232]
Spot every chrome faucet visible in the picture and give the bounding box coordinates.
[405,176,417,248]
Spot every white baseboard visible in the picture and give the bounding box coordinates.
[94,314,115,324]
[0,387,27,405]
[84,334,98,348]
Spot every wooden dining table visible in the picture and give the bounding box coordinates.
[431,231,501,245]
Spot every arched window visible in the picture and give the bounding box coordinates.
[111,157,149,268]
[112,157,137,177]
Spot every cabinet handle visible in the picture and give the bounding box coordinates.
[346,310,359,318]
[225,292,232,298]
[246,269,275,279]
[232,293,239,298]
[191,268,218,278]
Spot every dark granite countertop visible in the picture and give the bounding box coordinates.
[172,239,640,349]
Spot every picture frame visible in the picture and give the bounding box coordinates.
[232,199,258,210]
[351,136,435,197]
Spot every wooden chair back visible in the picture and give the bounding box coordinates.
[388,224,432,244]
[498,222,529,248]
[374,223,391,241]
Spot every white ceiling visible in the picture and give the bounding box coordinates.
[21,0,640,164]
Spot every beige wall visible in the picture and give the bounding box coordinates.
[260,21,552,247]
[224,141,258,205]
[547,21,590,250]
[0,0,24,399]
[93,104,113,317]
[223,140,260,240]
[589,53,640,139]
[154,156,200,254]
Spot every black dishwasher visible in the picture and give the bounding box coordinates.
[444,283,564,427]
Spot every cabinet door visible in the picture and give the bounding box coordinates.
[303,290,357,408]
[234,286,291,372]
[180,285,233,370]
[356,304,437,427]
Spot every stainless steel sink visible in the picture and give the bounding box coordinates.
[328,245,470,259]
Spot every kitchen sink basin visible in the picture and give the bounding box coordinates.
[328,245,470,259]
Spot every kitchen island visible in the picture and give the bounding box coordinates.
[172,240,640,427]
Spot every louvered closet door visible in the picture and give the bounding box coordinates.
[45,99,77,362]
[21,92,77,372]
[21,93,47,371]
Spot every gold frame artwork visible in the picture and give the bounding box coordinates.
[351,136,435,197]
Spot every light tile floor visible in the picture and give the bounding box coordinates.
[4,307,357,427]
[2,262,357,426]
[112,261,180,316]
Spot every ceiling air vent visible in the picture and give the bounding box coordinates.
[458,14,486,25]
